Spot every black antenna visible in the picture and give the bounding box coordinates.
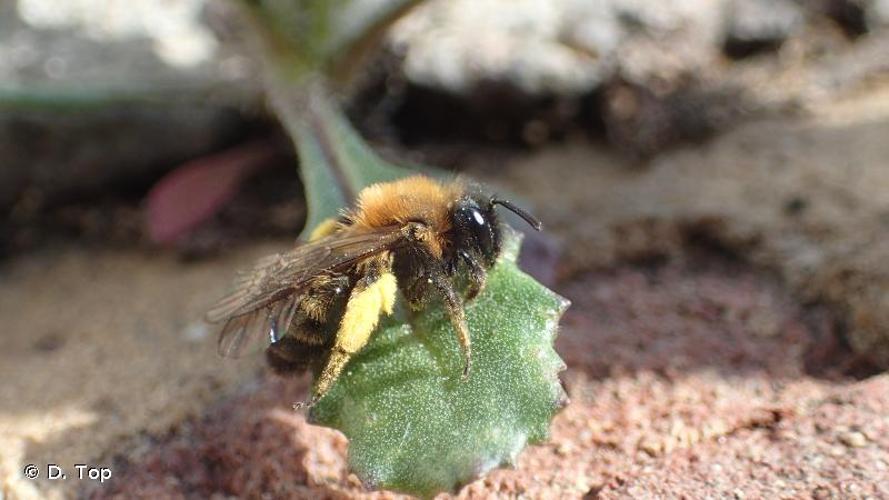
[491,198,543,231]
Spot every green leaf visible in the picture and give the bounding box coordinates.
[309,228,568,497]
[284,87,569,497]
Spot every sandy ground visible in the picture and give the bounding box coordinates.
[0,244,280,499]
[3,81,889,498]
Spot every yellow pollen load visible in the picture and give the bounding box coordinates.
[337,272,397,353]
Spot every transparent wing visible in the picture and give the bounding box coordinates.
[215,296,304,358]
[208,226,405,358]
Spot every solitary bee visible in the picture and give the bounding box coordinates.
[207,175,541,405]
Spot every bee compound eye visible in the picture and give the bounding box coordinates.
[471,209,495,253]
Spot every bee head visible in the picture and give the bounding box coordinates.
[451,196,501,268]
[450,192,542,268]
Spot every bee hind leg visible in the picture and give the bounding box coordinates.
[309,262,397,405]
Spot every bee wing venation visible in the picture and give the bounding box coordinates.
[208,226,405,358]
[218,301,289,358]
[217,308,266,358]
[272,296,298,343]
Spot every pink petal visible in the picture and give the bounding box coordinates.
[146,139,280,245]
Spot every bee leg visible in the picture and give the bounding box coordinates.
[458,250,487,301]
[402,269,434,312]
[310,266,398,404]
[429,268,472,379]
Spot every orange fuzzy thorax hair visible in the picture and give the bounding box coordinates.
[349,176,464,255]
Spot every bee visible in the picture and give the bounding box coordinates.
[206,175,541,405]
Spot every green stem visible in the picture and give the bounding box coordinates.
[234,0,431,236]
[269,78,352,234]
[269,76,419,236]
[233,0,425,88]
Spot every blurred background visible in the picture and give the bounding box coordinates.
[2,0,889,498]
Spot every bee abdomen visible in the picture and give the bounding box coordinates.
[266,335,326,374]
[266,276,351,375]
[267,316,338,373]
[289,316,332,346]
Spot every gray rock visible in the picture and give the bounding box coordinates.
[388,0,728,95]
[723,0,805,58]
[0,0,260,207]
[867,0,889,28]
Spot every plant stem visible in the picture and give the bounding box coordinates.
[233,0,427,235]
